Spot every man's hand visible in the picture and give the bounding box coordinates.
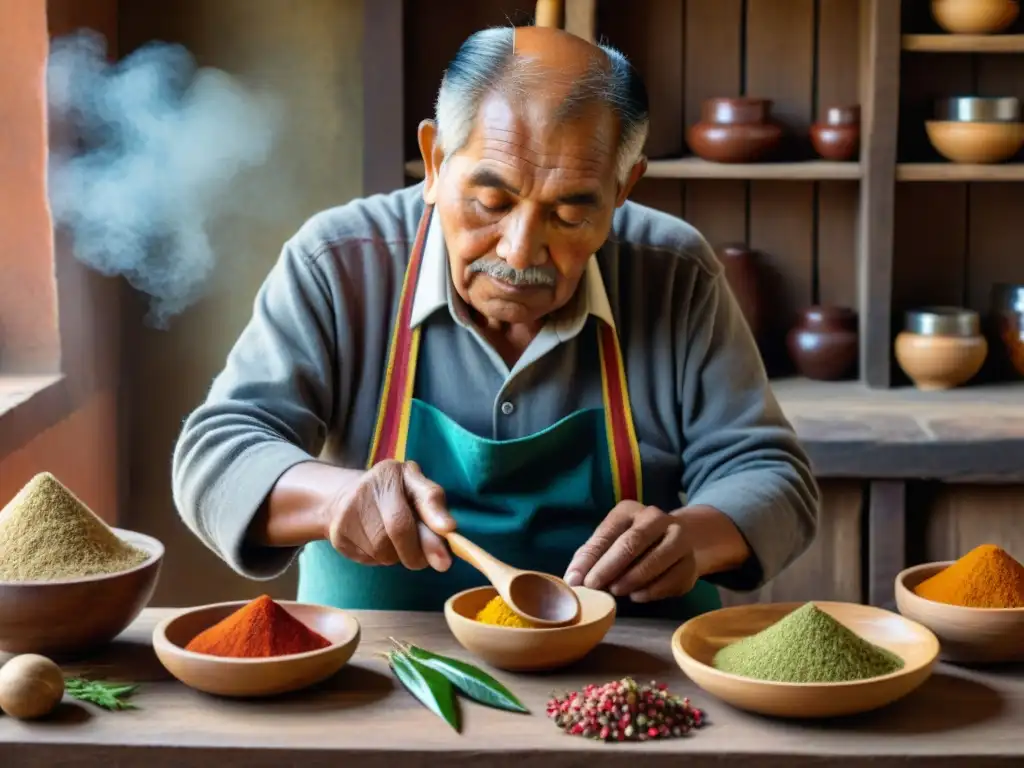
[324,459,456,572]
[563,501,698,603]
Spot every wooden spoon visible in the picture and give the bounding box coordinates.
[445,532,581,627]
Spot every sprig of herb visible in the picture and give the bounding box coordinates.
[386,650,460,731]
[389,638,529,714]
[64,677,140,711]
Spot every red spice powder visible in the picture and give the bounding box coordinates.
[185,594,332,658]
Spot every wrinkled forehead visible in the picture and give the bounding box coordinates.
[464,89,619,183]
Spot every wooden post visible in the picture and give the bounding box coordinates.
[857,0,901,388]
[868,480,907,609]
[535,0,563,29]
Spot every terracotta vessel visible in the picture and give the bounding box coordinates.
[895,307,987,390]
[786,306,859,381]
[991,283,1024,378]
[687,97,783,163]
[810,105,860,161]
[930,0,1019,34]
[717,244,763,339]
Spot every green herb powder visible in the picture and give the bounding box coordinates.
[712,602,905,683]
[0,472,148,581]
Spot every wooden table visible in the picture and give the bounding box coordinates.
[1,608,1022,767]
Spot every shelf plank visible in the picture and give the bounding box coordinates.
[773,378,1024,482]
[897,163,1024,181]
[902,34,1024,53]
[404,158,861,181]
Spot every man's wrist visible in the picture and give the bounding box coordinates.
[669,504,752,578]
[253,461,364,547]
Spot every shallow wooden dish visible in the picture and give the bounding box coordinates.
[895,562,1024,663]
[926,120,1024,164]
[671,601,939,719]
[152,600,361,698]
[444,585,615,671]
[0,528,163,656]
[931,0,1019,34]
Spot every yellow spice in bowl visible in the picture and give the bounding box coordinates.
[475,595,537,628]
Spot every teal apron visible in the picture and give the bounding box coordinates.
[297,206,721,620]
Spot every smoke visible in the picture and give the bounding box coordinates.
[46,29,280,327]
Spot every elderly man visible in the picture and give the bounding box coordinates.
[172,26,819,619]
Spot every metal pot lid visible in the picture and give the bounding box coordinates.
[904,306,980,336]
[934,97,1021,123]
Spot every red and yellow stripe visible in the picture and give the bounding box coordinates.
[366,205,430,466]
[597,321,643,504]
[369,206,643,503]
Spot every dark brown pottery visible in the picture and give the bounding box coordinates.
[717,244,764,340]
[991,283,1024,378]
[687,97,783,163]
[810,105,861,161]
[786,306,859,381]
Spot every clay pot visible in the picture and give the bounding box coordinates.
[991,283,1024,378]
[717,244,763,340]
[687,97,783,163]
[786,306,859,381]
[810,105,860,161]
[895,307,988,391]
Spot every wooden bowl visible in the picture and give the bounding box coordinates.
[931,0,1019,34]
[0,528,163,656]
[895,562,1024,663]
[671,601,939,719]
[152,600,361,698]
[444,585,615,671]
[925,120,1024,164]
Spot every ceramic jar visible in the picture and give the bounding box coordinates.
[717,244,764,340]
[895,307,988,390]
[687,97,783,163]
[991,283,1024,378]
[786,306,859,381]
[810,106,860,161]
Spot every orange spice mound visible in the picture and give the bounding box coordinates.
[185,595,333,658]
[913,544,1024,609]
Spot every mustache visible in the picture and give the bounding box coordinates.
[468,258,558,287]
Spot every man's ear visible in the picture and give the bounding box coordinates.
[615,157,647,207]
[417,119,446,204]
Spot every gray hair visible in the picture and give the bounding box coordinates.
[434,27,650,185]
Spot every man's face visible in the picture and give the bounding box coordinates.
[422,91,637,327]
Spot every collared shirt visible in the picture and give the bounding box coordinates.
[172,182,820,594]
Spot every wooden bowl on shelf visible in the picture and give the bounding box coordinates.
[925,121,1024,164]
[930,0,1019,34]
[895,562,1024,663]
[444,585,615,672]
[671,601,939,719]
[152,600,361,698]
[0,529,163,657]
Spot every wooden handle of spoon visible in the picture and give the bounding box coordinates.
[445,532,515,587]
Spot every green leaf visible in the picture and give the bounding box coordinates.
[64,678,140,711]
[394,640,528,714]
[388,651,460,732]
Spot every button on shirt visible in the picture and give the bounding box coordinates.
[172,183,820,594]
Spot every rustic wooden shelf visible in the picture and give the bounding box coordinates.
[902,34,1024,53]
[773,377,1024,481]
[404,158,861,181]
[897,163,1024,181]
[644,157,861,180]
